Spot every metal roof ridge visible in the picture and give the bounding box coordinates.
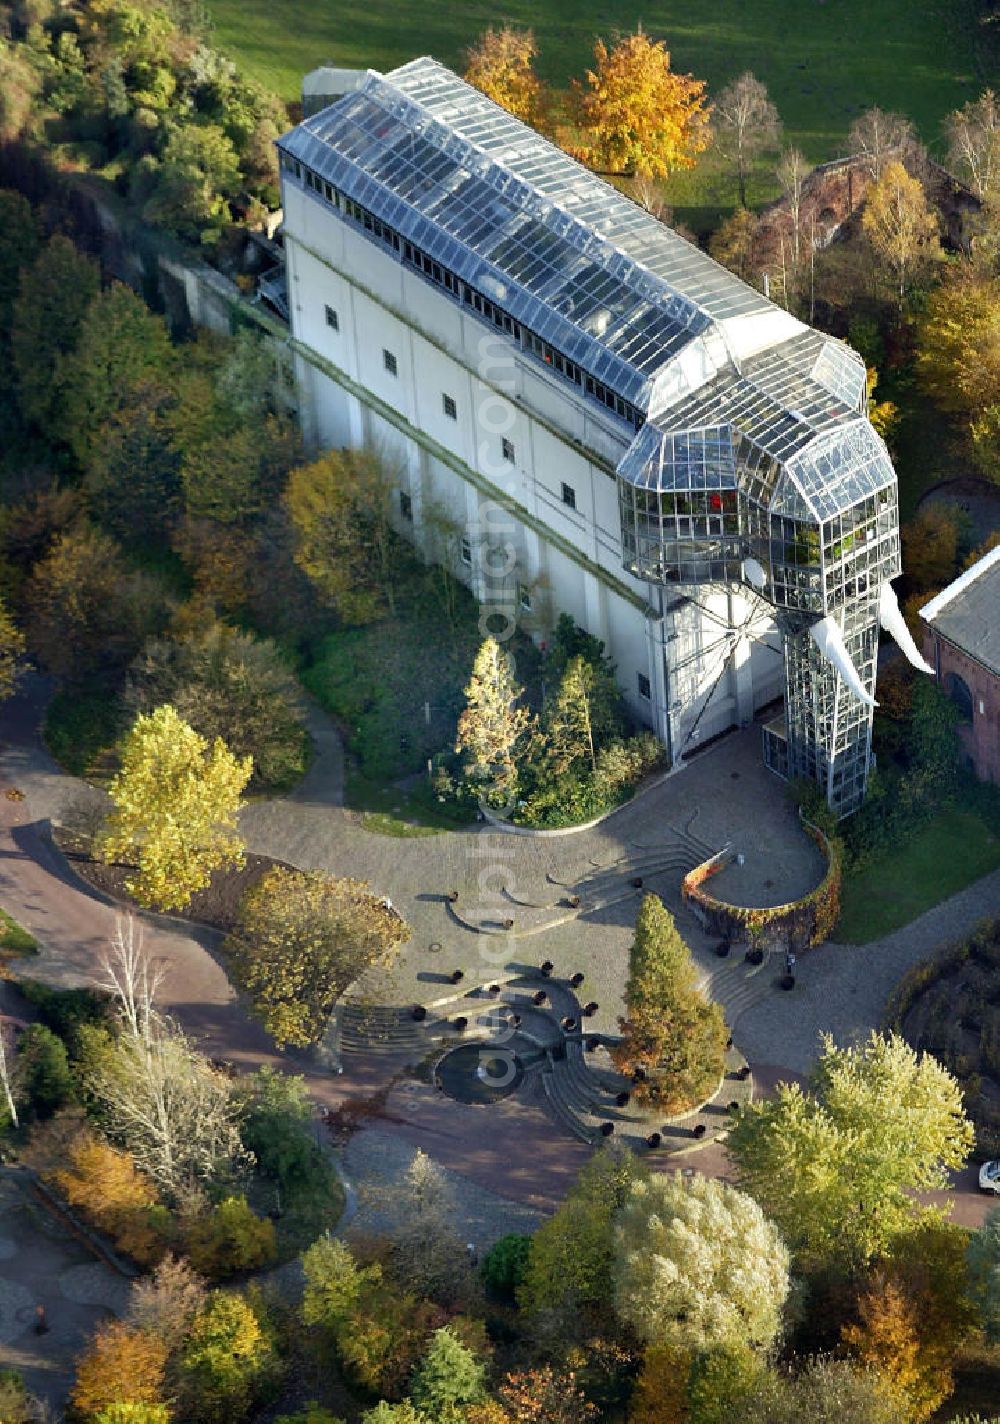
[920,542,1000,623]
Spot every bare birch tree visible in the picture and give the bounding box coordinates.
[849,106,914,183]
[0,1018,18,1128]
[713,71,782,206]
[99,916,166,1043]
[777,146,809,265]
[88,923,248,1200]
[946,89,1000,201]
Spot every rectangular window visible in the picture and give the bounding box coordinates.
[383,349,398,376]
[399,491,413,521]
[561,482,577,510]
[324,304,339,331]
[519,584,532,612]
[460,537,472,566]
[443,393,457,420]
[637,672,651,700]
[502,437,515,464]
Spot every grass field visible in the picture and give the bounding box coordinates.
[207,0,984,170]
[837,805,1000,943]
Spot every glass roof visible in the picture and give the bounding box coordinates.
[277,57,785,407]
[618,333,891,521]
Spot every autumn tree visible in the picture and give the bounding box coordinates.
[712,72,782,207]
[916,267,1000,481]
[614,1173,789,1352]
[0,598,25,703]
[410,1327,486,1417]
[945,90,1000,201]
[518,1146,641,1322]
[56,283,175,465]
[376,1148,477,1307]
[902,507,961,591]
[284,448,396,622]
[183,1195,277,1278]
[610,894,727,1113]
[628,1342,692,1424]
[709,207,760,283]
[70,1321,169,1419]
[11,235,99,431]
[126,620,308,793]
[841,1277,948,1422]
[849,107,915,183]
[456,637,533,808]
[177,1291,273,1424]
[23,525,169,684]
[862,160,940,302]
[728,1031,974,1270]
[127,1252,208,1351]
[100,704,251,910]
[741,1357,904,1424]
[498,1365,598,1424]
[465,27,543,126]
[143,122,242,240]
[83,381,183,542]
[574,31,710,179]
[227,865,409,1047]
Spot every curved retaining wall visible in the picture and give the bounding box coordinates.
[681,822,841,953]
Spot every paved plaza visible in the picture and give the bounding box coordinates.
[0,1168,130,1409]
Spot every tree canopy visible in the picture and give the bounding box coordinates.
[613,1172,790,1352]
[728,1031,974,1268]
[100,704,252,910]
[227,865,409,1047]
[464,27,543,126]
[574,31,710,179]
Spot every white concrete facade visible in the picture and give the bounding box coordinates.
[279,177,786,760]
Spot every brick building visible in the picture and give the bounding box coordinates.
[920,545,1000,783]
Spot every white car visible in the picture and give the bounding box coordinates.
[979,1160,1000,1195]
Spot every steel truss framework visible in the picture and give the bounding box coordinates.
[618,356,902,818]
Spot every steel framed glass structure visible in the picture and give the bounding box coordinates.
[279,58,905,818]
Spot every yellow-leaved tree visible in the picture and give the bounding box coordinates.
[100,704,252,911]
[861,160,941,302]
[464,26,544,126]
[574,31,710,178]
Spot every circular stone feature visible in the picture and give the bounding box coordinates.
[0,1279,34,1345]
[436,1043,525,1104]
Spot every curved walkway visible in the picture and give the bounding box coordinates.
[0,676,996,1228]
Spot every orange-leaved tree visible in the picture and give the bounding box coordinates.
[71,1321,169,1419]
[573,31,710,178]
[465,27,544,127]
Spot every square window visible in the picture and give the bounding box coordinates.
[637,673,651,700]
[502,437,515,464]
[460,537,472,566]
[324,304,339,331]
[399,491,413,521]
[383,349,398,376]
[443,393,457,420]
[561,482,577,510]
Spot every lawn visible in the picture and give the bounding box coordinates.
[207,0,984,172]
[0,907,37,956]
[837,805,1000,943]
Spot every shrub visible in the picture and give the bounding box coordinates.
[482,1234,532,1299]
[19,1022,74,1117]
[183,1196,276,1279]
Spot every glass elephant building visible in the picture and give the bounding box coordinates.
[618,330,916,818]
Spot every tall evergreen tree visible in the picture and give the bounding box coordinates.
[410,1327,485,1418]
[610,894,728,1113]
